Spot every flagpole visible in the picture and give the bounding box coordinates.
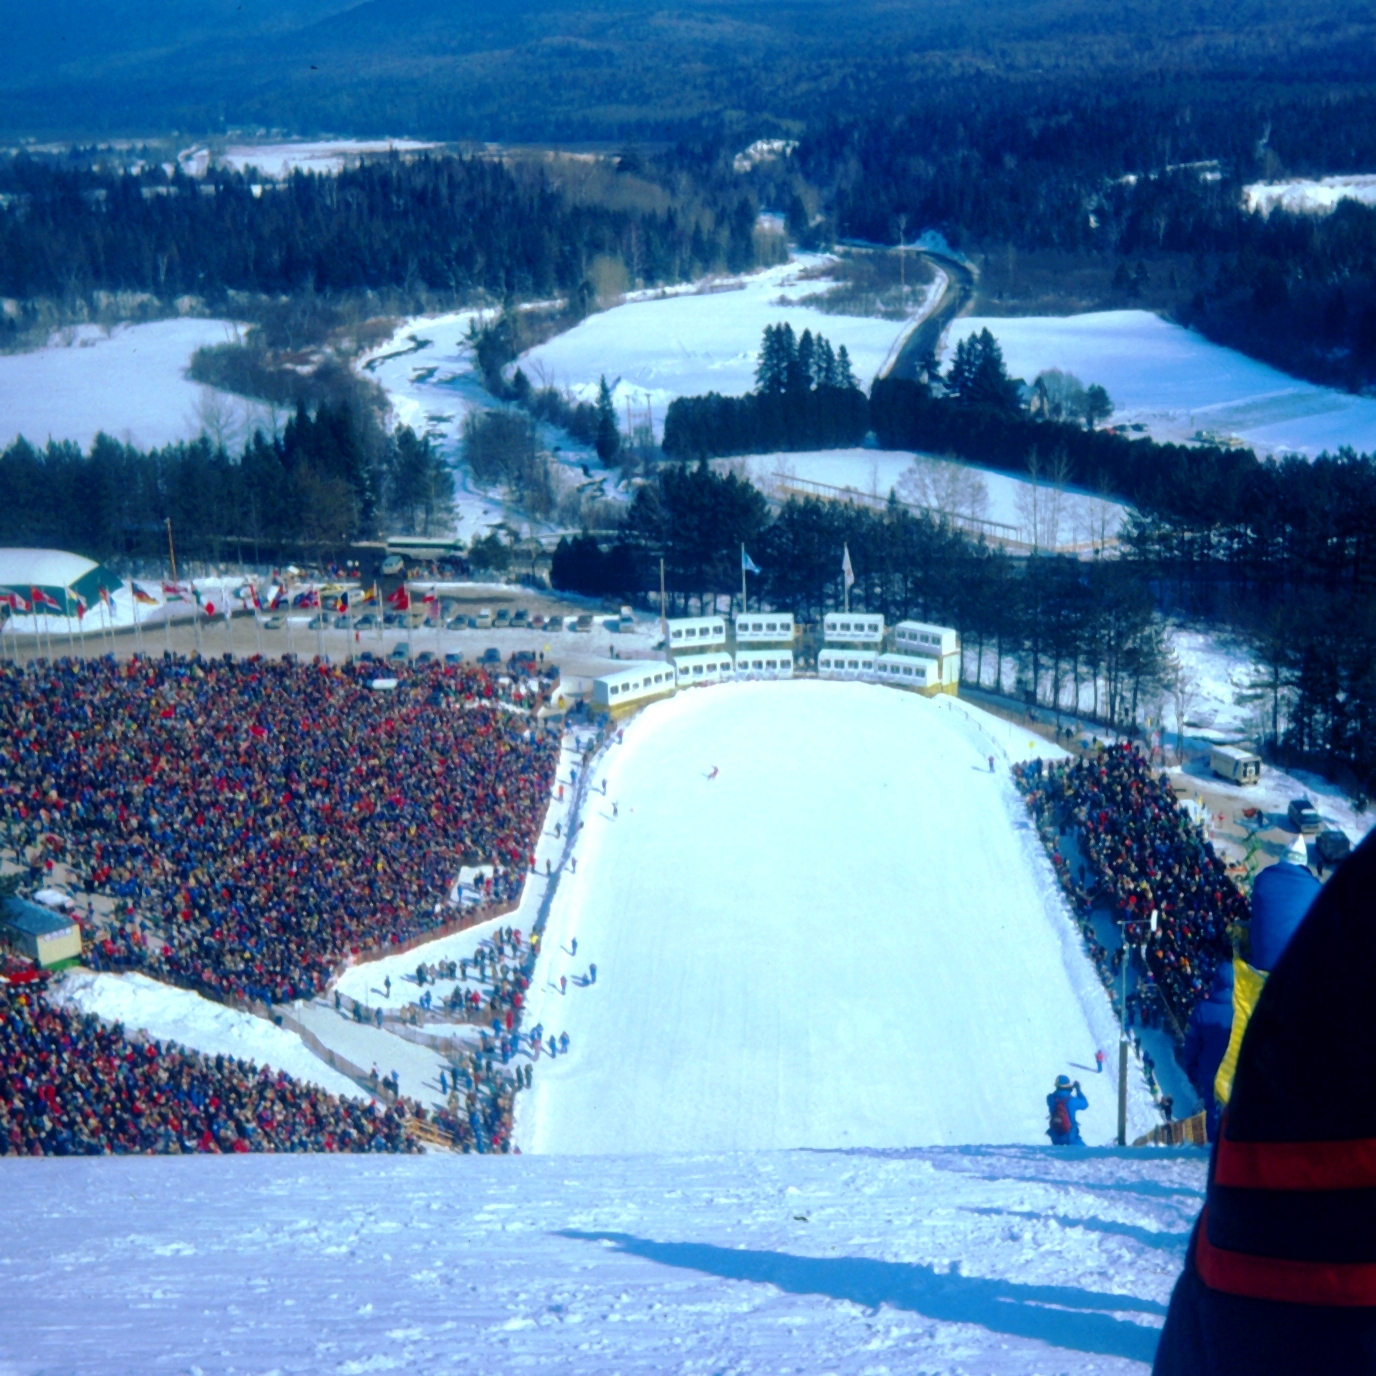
[132,588,143,658]
[223,578,233,657]
[315,586,324,661]
[741,544,747,614]
[162,592,171,657]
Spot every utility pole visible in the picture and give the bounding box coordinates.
[659,557,668,649]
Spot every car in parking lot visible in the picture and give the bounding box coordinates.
[1288,797,1323,834]
[390,642,410,661]
[444,652,464,665]
[333,614,350,629]
[573,613,593,632]
[353,613,378,629]
[474,609,493,628]
[529,613,546,630]
[445,614,468,630]
[383,612,406,628]
[508,650,538,673]
[494,608,511,627]
[306,614,330,629]
[479,647,502,665]
[511,608,529,626]
[415,650,436,664]
[263,614,284,630]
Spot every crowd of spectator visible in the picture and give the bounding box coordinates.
[0,983,419,1155]
[1014,743,1245,1033]
[0,655,560,1006]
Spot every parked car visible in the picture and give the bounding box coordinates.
[474,609,493,629]
[529,613,546,630]
[415,650,436,664]
[383,612,406,628]
[494,608,511,627]
[508,650,538,673]
[573,614,593,633]
[1288,797,1323,834]
[306,614,330,629]
[333,614,350,629]
[263,614,284,630]
[1316,828,1351,867]
[511,608,529,626]
[354,613,378,629]
[445,615,468,630]
[390,642,411,661]
[381,554,405,575]
[444,652,464,666]
[479,647,502,665]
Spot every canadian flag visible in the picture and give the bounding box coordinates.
[0,590,30,613]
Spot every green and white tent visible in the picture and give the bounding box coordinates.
[0,548,123,617]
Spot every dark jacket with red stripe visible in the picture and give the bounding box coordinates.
[1155,830,1376,1374]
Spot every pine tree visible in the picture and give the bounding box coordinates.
[836,345,856,389]
[595,376,621,463]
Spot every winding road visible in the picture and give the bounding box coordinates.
[884,250,977,382]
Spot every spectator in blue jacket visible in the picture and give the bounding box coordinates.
[1181,961,1234,1139]
[1047,1075,1088,1145]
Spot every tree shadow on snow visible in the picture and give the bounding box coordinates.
[960,1205,1193,1253]
[559,1230,1163,1364]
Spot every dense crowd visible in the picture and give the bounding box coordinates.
[0,984,418,1155]
[1014,743,1245,1031]
[0,656,559,1005]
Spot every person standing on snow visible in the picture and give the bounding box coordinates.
[988,755,995,773]
[589,963,597,984]
[571,938,578,957]
[1095,1049,1105,1073]
[560,975,567,995]
[1047,1075,1088,1145]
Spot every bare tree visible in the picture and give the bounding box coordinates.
[1165,639,1200,764]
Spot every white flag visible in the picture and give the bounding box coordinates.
[842,543,855,590]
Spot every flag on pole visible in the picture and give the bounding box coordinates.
[841,543,855,591]
[741,548,762,575]
[99,586,113,610]
[387,585,411,611]
[30,587,61,612]
[74,594,87,622]
[131,584,158,606]
[360,585,378,606]
[0,589,31,613]
[161,581,188,603]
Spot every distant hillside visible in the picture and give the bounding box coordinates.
[3,0,1374,143]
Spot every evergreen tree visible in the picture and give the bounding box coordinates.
[595,376,621,464]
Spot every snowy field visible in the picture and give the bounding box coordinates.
[729,448,1129,548]
[55,971,362,1100]
[0,318,272,452]
[519,256,930,428]
[519,680,1158,1153]
[944,311,1376,458]
[212,139,440,178]
[1244,174,1376,216]
[0,1146,1200,1374]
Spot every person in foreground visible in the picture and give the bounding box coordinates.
[1154,830,1376,1374]
[1047,1074,1087,1145]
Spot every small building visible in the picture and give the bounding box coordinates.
[2,897,82,968]
[818,648,878,679]
[734,612,795,644]
[734,649,794,679]
[891,619,961,693]
[666,615,727,650]
[1210,744,1262,786]
[592,662,677,714]
[673,653,734,687]
[823,612,884,645]
[875,653,941,692]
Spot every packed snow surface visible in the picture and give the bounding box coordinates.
[56,971,363,1100]
[519,256,925,426]
[0,318,270,452]
[0,1146,1201,1374]
[945,310,1376,457]
[520,680,1156,1153]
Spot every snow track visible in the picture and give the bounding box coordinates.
[520,681,1157,1152]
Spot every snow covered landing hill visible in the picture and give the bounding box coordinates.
[520,681,1157,1153]
[0,1147,1202,1375]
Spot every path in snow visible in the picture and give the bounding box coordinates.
[519,680,1157,1153]
[0,1146,1200,1374]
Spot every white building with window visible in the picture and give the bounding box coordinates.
[817,648,878,679]
[665,616,727,651]
[892,620,961,693]
[734,649,794,679]
[734,612,794,644]
[823,612,884,645]
[593,662,677,713]
[674,653,735,686]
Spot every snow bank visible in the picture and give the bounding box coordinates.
[215,140,439,178]
[521,680,1157,1153]
[56,970,363,1100]
[944,310,1376,457]
[0,1146,1198,1373]
[0,318,273,452]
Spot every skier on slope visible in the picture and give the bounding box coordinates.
[708,766,719,780]
[1047,1075,1088,1145]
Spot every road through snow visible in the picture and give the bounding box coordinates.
[519,681,1157,1153]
